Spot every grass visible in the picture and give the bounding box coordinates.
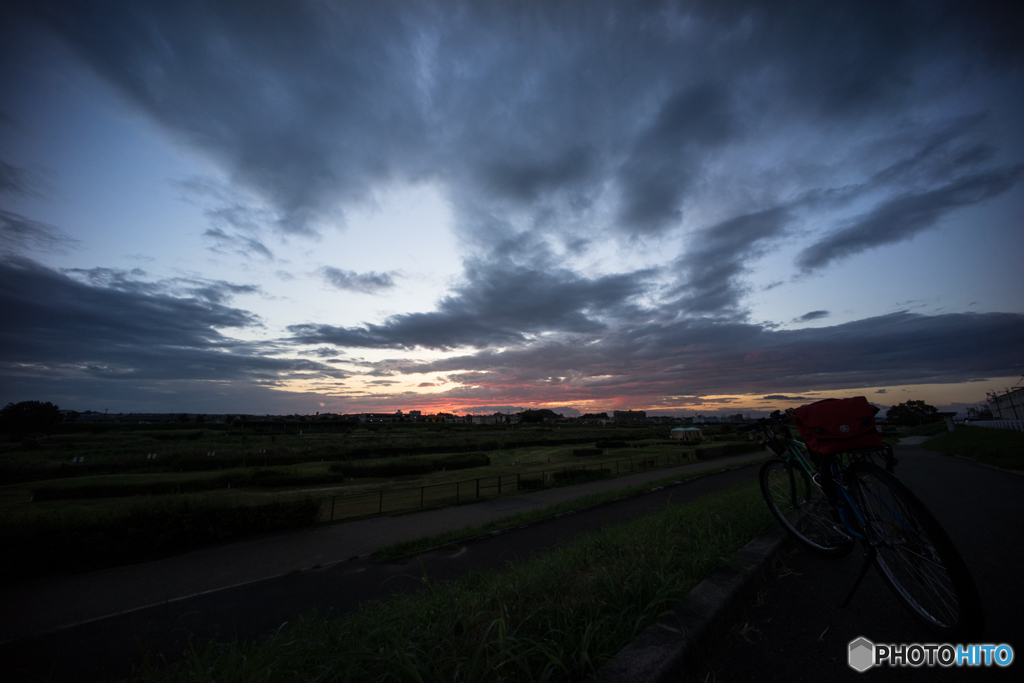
[0,437,768,582]
[922,425,1024,471]
[372,456,769,563]
[0,422,664,483]
[0,493,320,584]
[330,452,491,477]
[136,479,774,683]
[3,443,704,516]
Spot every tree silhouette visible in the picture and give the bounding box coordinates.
[0,401,62,435]
[885,400,939,426]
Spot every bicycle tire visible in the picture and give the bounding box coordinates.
[846,461,985,640]
[759,458,854,558]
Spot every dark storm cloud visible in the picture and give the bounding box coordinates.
[617,83,736,235]
[36,0,431,236]
[396,311,1024,402]
[761,395,812,401]
[31,0,1022,242]
[64,267,261,304]
[0,257,341,385]
[798,165,1024,272]
[291,260,650,350]
[7,1,1023,411]
[793,311,830,323]
[672,207,791,315]
[318,267,396,295]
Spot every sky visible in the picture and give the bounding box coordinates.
[1,0,1023,418]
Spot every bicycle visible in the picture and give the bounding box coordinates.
[743,406,985,640]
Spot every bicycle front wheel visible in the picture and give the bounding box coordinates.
[760,458,854,558]
[847,462,985,640]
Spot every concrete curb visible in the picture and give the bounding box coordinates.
[382,458,769,563]
[587,524,790,683]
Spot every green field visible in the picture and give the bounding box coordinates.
[0,422,765,581]
[923,425,1024,471]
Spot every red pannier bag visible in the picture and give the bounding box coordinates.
[790,396,885,456]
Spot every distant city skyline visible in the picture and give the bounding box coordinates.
[2,2,1022,418]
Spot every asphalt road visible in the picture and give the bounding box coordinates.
[0,463,762,682]
[689,445,1023,682]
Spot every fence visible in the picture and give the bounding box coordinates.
[310,446,763,523]
[964,420,1024,433]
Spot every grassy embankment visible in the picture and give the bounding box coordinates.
[923,424,1024,471]
[0,424,764,582]
[136,479,775,683]
[372,457,769,563]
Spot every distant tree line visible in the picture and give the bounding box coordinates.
[0,401,62,436]
[885,400,940,426]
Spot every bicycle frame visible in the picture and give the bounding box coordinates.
[753,415,983,636]
[762,427,869,541]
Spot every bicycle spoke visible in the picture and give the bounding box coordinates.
[760,458,852,557]
[849,464,977,632]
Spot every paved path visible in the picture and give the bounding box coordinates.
[689,445,1023,682]
[0,452,767,642]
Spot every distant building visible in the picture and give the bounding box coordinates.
[967,405,993,420]
[670,427,704,442]
[359,412,402,422]
[988,384,1024,420]
[613,410,647,423]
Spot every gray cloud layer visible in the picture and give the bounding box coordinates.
[397,311,1024,401]
[0,257,341,384]
[318,267,396,295]
[1,1,1022,410]
[291,259,650,350]
[798,165,1024,271]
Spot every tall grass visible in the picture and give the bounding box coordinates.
[923,425,1024,470]
[137,480,773,683]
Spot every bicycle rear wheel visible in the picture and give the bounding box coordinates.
[760,458,854,557]
[847,462,985,640]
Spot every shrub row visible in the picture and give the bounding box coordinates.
[330,452,491,478]
[3,434,630,484]
[30,468,356,501]
[695,442,764,460]
[594,440,629,449]
[0,496,319,584]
